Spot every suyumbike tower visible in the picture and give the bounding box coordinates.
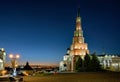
[70,9,89,58]
[69,9,89,71]
[59,9,89,72]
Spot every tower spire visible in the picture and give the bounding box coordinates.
[77,8,80,17]
[76,8,82,31]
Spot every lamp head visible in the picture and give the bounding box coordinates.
[9,54,13,58]
[16,54,20,59]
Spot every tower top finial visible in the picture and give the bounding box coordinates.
[77,8,80,17]
[76,8,81,23]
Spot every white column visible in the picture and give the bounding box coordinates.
[71,55,74,72]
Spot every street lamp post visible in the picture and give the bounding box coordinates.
[9,54,20,76]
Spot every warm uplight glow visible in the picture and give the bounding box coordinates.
[9,54,13,58]
[1,70,7,76]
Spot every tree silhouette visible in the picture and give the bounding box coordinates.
[84,53,91,71]
[91,52,101,71]
[75,53,102,72]
[75,56,83,72]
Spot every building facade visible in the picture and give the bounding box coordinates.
[59,10,89,72]
[0,48,6,70]
[98,54,120,72]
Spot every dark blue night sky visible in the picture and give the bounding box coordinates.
[0,0,120,65]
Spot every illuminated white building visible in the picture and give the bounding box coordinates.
[59,9,89,72]
[98,54,120,71]
[0,48,6,70]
